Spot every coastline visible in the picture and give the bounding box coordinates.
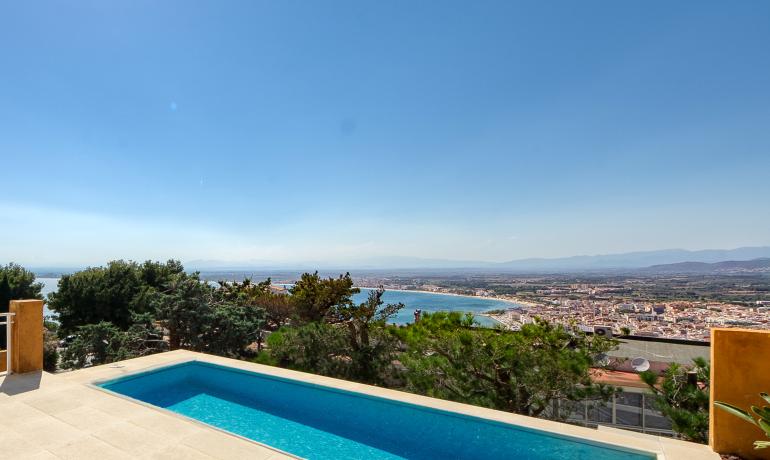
[355,286,533,309]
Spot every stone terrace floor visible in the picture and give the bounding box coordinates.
[0,351,292,459]
[0,350,719,460]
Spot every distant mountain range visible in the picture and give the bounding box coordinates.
[639,258,770,274]
[495,247,770,272]
[186,246,770,273]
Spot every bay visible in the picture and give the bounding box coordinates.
[38,279,520,327]
[352,288,518,327]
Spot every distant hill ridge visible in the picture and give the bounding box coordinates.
[30,247,770,275]
[183,246,770,272]
[640,257,770,274]
[495,246,770,271]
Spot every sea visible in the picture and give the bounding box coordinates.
[38,279,519,327]
[352,288,517,327]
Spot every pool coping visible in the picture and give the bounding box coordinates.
[92,359,656,460]
[89,365,301,459]
[66,350,718,460]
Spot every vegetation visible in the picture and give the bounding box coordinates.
[290,272,358,323]
[258,292,294,330]
[48,260,184,334]
[268,287,403,384]
[328,288,403,383]
[43,320,59,372]
[394,312,618,419]
[61,322,126,369]
[49,260,267,368]
[60,316,167,369]
[640,357,710,443]
[0,262,44,349]
[153,273,266,357]
[266,322,349,376]
[0,262,57,368]
[26,261,638,432]
[715,392,770,449]
[0,262,43,313]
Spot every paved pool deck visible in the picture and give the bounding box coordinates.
[0,350,719,459]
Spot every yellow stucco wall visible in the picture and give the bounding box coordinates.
[710,328,770,459]
[10,299,44,374]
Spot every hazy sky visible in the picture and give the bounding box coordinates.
[2,1,769,267]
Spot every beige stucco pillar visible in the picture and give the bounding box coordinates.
[10,299,44,374]
[710,328,770,460]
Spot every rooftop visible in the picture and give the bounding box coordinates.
[0,350,718,460]
[610,337,710,365]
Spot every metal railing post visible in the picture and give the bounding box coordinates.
[6,313,11,375]
[1,313,14,376]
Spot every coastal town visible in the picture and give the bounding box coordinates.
[484,298,769,341]
[354,273,770,341]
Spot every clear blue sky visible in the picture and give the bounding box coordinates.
[1,1,769,267]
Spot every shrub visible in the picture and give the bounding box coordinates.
[715,392,770,450]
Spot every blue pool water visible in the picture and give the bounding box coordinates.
[100,361,653,460]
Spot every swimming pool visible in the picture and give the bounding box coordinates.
[98,361,655,460]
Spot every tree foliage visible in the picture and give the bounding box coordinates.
[49,259,184,334]
[154,273,214,350]
[205,298,266,356]
[640,357,710,443]
[268,322,350,376]
[48,261,274,369]
[269,287,403,384]
[60,319,166,369]
[43,320,59,372]
[61,322,126,369]
[395,313,618,419]
[153,273,265,357]
[257,292,294,330]
[328,287,404,383]
[215,277,271,303]
[290,272,359,323]
[0,262,43,313]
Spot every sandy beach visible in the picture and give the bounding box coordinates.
[355,286,534,309]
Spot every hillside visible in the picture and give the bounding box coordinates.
[640,258,770,274]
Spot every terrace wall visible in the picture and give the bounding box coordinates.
[10,299,44,374]
[710,328,770,459]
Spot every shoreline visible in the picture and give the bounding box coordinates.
[354,286,509,326]
[355,286,532,309]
